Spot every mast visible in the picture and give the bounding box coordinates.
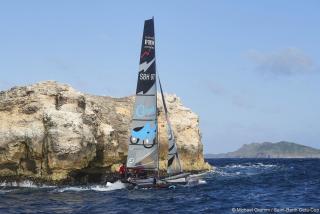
[158,77,183,176]
[126,18,159,172]
[153,17,160,177]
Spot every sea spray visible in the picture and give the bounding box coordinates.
[54,180,126,193]
[0,180,55,188]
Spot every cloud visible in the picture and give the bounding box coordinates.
[205,81,254,110]
[247,48,315,75]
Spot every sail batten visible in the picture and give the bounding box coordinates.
[126,18,159,171]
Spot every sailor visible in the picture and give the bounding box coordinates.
[153,177,156,185]
[118,162,126,179]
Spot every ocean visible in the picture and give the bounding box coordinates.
[1,159,319,213]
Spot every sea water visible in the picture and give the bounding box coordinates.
[0,159,319,213]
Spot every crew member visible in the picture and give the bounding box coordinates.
[118,163,126,179]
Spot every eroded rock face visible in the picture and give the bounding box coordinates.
[0,81,210,183]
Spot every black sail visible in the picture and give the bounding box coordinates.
[126,18,158,171]
[136,19,156,95]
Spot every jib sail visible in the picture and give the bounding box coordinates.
[126,18,159,171]
[158,77,183,176]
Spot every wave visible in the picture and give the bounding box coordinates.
[214,169,241,177]
[54,180,126,193]
[0,189,15,194]
[213,162,278,177]
[91,181,127,192]
[0,180,126,193]
[0,180,55,188]
[221,162,277,169]
[184,178,208,188]
[198,179,207,185]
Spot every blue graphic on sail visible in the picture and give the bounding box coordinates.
[135,104,156,118]
[130,122,157,148]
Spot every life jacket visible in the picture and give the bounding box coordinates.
[119,165,126,175]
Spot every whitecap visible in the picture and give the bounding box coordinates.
[186,178,207,187]
[54,180,126,193]
[0,189,14,194]
[90,181,126,192]
[54,186,89,193]
[198,179,207,185]
[222,163,277,170]
[0,180,55,188]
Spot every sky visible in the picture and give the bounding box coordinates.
[0,1,319,153]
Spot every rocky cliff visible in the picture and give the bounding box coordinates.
[0,81,210,184]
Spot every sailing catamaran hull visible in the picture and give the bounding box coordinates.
[163,172,190,184]
[123,172,208,189]
[123,178,171,189]
[123,177,204,189]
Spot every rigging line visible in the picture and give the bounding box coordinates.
[157,73,168,114]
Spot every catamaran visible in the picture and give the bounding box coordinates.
[125,18,195,188]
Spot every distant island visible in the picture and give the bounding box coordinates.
[206,141,320,158]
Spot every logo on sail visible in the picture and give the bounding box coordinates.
[144,36,155,49]
[135,104,156,118]
[145,39,154,46]
[139,58,155,73]
[139,58,156,82]
[130,122,157,148]
[140,50,151,59]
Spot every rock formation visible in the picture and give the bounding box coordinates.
[0,81,211,184]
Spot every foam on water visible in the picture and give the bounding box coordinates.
[186,178,207,187]
[222,162,277,169]
[54,186,87,192]
[214,169,241,177]
[0,189,14,194]
[0,180,55,188]
[55,180,126,193]
[198,179,207,185]
[91,181,127,192]
[213,162,278,177]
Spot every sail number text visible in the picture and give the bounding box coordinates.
[140,73,156,81]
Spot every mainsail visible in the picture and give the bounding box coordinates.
[126,18,158,171]
[158,77,183,176]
